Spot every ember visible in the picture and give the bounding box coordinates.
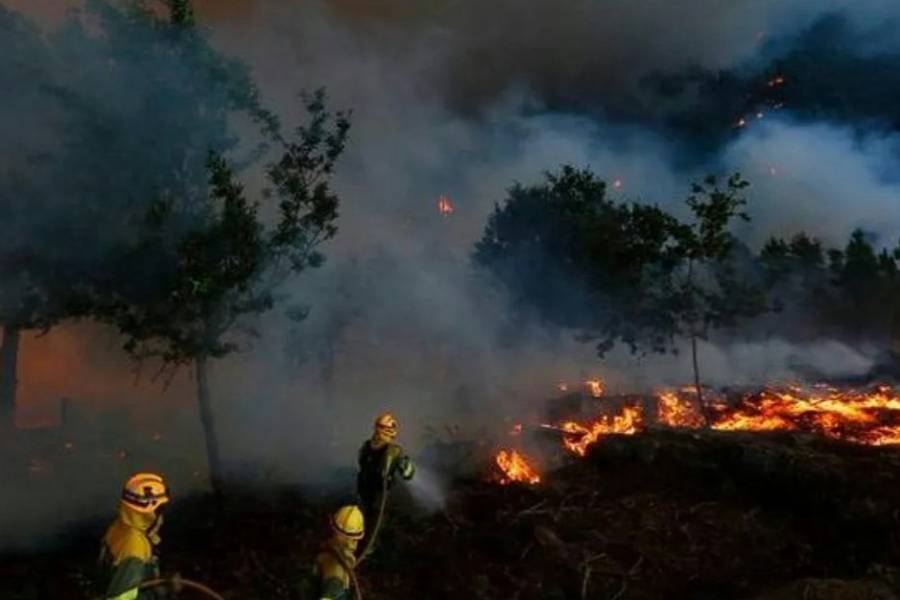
[585,379,604,398]
[437,194,454,216]
[495,449,541,485]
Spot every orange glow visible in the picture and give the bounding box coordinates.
[495,449,541,485]
[585,379,605,398]
[657,391,705,428]
[437,194,454,216]
[6,323,192,429]
[557,405,643,456]
[540,384,900,459]
[707,385,900,446]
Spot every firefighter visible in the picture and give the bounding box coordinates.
[356,412,415,558]
[99,472,170,600]
[313,505,364,600]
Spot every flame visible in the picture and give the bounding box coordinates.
[495,449,541,485]
[558,405,643,456]
[585,379,605,398]
[494,384,900,489]
[707,386,900,446]
[437,194,454,216]
[558,381,569,392]
[510,423,523,435]
[552,385,900,456]
[657,391,705,428]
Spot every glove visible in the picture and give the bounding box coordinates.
[397,455,415,480]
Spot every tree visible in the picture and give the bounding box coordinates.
[476,167,768,423]
[0,0,278,428]
[103,92,349,493]
[474,166,687,355]
[667,174,766,422]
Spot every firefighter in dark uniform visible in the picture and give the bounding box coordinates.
[356,413,415,558]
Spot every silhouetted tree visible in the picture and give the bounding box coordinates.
[667,174,767,421]
[475,166,685,356]
[103,93,349,493]
[0,0,278,428]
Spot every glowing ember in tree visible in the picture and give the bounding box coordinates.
[585,379,605,398]
[510,423,523,435]
[558,381,569,392]
[612,179,623,189]
[557,405,643,456]
[495,449,541,485]
[657,391,705,428]
[437,194,454,216]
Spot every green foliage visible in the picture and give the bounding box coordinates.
[669,173,766,342]
[475,167,767,358]
[106,95,350,367]
[475,165,687,356]
[0,0,280,337]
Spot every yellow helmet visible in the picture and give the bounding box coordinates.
[121,472,170,514]
[330,505,365,540]
[374,412,398,439]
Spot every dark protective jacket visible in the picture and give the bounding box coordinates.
[356,440,415,502]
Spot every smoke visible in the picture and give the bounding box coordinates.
[723,119,900,246]
[407,466,447,513]
[4,0,900,550]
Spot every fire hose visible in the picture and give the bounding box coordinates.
[90,577,226,600]
[356,478,388,566]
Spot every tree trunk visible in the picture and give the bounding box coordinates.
[196,354,224,495]
[685,258,709,427]
[0,323,21,429]
[691,333,711,427]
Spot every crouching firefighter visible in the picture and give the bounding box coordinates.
[99,473,170,600]
[312,505,364,600]
[356,413,415,559]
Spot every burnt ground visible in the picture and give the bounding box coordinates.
[4,429,900,599]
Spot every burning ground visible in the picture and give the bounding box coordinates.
[6,382,900,599]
